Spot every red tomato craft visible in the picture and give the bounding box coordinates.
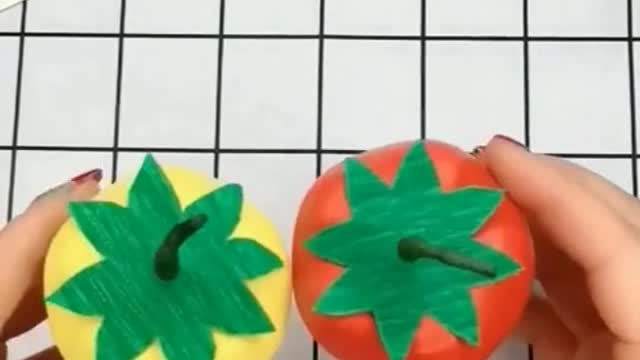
[291,139,535,360]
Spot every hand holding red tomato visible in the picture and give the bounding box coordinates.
[292,135,640,360]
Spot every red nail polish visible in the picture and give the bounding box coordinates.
[470,145,485,155]
[72,168,103,184]
[494,134,528,149]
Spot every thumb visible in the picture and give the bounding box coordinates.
[0,170,101,336]
[482,136,640,342]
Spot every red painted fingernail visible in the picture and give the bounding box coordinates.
[470,145,485,156]
[71,168,103,184]
[494,134,528,150]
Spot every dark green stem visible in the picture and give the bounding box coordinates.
[397,238,495,278]
[154,214,208,281]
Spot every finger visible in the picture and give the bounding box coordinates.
[0,344,62,360]
[529,221,605,339]
[474,145,640,229]
[482,136,637,272]
[483,137,640,342]
[0,265,45,341]
[573,331,640,360]
[0,170,102,336]
[476,144,626,338]
[515,294,577,360]
[543,156,640,229]
[24,347,62,360]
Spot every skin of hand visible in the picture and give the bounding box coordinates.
[474,136,640,360]
[0,169,102,360]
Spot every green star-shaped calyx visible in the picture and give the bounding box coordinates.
[46,154,283,360]
[305,141,522,360]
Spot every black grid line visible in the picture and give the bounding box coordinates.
[313,1,326,358]
[315,0,325,182]
[523,0,531,151]
[628,0,638,197]
[111,0,126,182]
[523,0,533,358]
[420,0,426,139]
[0,32,638,42]
[213,0,226,178]
[2,145,640,160]
[5,2,26,221]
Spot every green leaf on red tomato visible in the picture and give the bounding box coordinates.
[305,141,523,360]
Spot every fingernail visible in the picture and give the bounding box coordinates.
[470,145,485,156]
[31,169,101,206]
[493,134,528,150]
[71,168,103,184]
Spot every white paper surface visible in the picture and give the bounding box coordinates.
[0,0,22,13]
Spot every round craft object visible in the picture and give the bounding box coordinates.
[291,139,535,360]
[43,155,290,360]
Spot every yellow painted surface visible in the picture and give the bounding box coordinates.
[43,166,290,360]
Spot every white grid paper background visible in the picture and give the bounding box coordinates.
[0,0,638,359]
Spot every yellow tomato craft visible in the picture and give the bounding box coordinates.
[43,155,290,360]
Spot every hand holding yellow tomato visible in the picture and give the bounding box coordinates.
[0,156,290,360]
